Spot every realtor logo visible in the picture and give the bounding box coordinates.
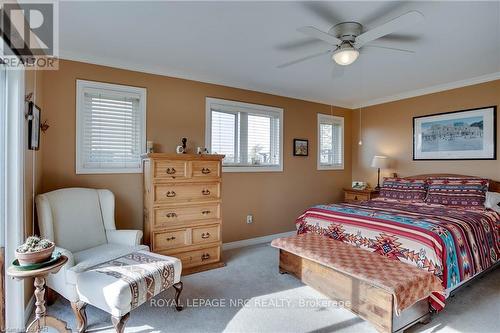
[1,1,59,69]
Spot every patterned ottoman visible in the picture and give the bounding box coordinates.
[74,250,182,333]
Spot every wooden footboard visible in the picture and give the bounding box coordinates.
[279,249,429,333]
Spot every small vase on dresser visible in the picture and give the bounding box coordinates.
[143,153,225,274]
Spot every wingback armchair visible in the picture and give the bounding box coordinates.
[36,188,147,303]
[36,188,183,332]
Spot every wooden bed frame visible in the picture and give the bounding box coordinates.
[279,174,500,333]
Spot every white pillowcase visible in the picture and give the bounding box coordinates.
[485,191,500,213]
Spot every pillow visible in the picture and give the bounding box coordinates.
[425,177,489,207]
[380,177,427,201]
[485,191,500,213]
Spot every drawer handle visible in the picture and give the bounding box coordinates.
[166,191,176,197]
[166,236,176,241]
[201,253,210,261]
[166,167,176,175]
[201,232,211,239]
[354,195,358,200]
[165,212,178,218]
[201,210,211,215]
[201,189,211,196]
[201,168,211,174]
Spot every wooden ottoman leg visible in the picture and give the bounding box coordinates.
[111,312,130,333]
[173,282,183,311]
[71,301,87,333]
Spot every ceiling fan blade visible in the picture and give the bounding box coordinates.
[355,11,424,48]
[301,2,343,26]
[275,38,324,51]
[378,33,421,43]
[277,49,333,69]
[363,45,415,54]
[361,1,410,27]
[297,26,342,46]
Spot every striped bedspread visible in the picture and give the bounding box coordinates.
[296,199,500,309]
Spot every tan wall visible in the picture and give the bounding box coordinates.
[352,80,500,186]
[41,60,352,243]
[24,70,44,305]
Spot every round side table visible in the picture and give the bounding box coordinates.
[7,256,71,333]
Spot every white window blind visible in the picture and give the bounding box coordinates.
[206,98,283,172]
[318,113,344,170]
[76,80,146,174]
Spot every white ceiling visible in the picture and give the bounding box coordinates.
[59,1,500,108]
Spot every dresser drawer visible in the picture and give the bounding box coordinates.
[345,192,369,202]
[153,203,220,228]
[177,246,220,269]
[192,161,220,179]
[153,229,189,251]
[154,160,189,180]
[192,224,220,244]
[154,183,220,203]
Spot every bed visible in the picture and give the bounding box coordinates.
[282,174,500,332]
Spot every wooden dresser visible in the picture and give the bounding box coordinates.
[143,153,225,274]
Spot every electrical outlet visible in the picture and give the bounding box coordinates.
[246,214,253,224]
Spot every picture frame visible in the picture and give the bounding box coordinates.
[352,181,367,190]
[293,139,308,156]
[28,102,41,150]
[413,106,496,160]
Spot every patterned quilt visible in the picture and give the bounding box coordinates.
[91,251,176,310]
[296,199,500,310]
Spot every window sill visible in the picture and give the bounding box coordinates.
[317,164,344,171]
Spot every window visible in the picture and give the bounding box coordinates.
[76,80,146,174]
[317,113,344,170]
[206,98,283,172]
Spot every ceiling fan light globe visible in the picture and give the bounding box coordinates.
[332,48,359,66]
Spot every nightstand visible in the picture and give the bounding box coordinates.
[343,188,379,203]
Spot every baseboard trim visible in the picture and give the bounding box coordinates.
[222,230,295,251]
[24,295,35,325]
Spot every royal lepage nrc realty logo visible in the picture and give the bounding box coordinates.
[1,1,58,69]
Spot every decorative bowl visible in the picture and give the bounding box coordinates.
[15,243,55,266]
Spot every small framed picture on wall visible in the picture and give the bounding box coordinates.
[293,139,308,156]
[28,102,41,150]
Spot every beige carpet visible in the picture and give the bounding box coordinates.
[46,243,499,333]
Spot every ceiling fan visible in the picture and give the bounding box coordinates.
[277,10,424,69]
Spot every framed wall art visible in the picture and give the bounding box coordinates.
[293,139,308,156]
[28,102,41,150]
[413,106,496,160]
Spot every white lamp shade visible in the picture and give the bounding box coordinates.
[371,155,389,169]
[332,45,359,66]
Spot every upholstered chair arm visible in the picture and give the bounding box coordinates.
[45,246,80,302]
[106,229,143,246]
[56,246,75,267]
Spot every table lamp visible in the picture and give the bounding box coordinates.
[371,155,389,190]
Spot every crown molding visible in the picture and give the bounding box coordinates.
[58,51,354,109]
[58,52,499,110]
[353,72,500,109]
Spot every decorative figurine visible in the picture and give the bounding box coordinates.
[176,137,187,154]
